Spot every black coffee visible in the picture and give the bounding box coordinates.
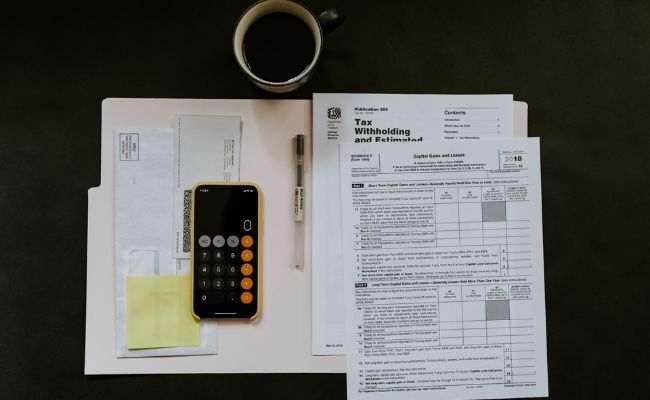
[243,13,316,82]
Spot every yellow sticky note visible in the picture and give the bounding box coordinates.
[127,274,200,349]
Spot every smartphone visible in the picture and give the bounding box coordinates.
[191,182,261,320]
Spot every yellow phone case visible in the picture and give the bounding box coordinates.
[190,181,263,320]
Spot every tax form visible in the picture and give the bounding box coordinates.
[339,139,548,399]
[312,93,514,354]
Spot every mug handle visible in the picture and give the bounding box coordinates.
[318,9,345,35]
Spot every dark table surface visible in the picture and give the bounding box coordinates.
[1,1,649,399]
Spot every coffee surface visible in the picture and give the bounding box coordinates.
[243,13,316,82]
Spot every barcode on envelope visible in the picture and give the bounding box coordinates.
[182,190,192,253]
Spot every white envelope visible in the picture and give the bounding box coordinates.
[114,128,218,357]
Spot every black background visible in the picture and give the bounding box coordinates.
[1,1,649,399]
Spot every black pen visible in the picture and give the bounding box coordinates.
[294,134,304,268]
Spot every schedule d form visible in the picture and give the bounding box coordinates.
[339,139,548,400]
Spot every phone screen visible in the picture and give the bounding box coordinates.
[193,184,259,319]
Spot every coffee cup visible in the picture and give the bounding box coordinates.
[233,0,344,93]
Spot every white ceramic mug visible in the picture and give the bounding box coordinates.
[233,0,343,93]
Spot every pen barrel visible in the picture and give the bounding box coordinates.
[294,186,304,222]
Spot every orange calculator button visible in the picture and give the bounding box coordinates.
[241,235,254,248]
[240,291,254,304]
[241,263,254,276]
[241,249,254,262]
[240,277,254,290]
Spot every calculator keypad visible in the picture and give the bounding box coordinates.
[194,232,257,316]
